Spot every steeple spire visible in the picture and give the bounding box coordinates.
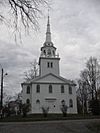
[40,12,57,58]
[45,13,51,42]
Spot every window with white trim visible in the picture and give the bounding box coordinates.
[26,86,30,94]
[69,85,72,94]
[49,84,52,93]
[61,85,64,93]
[69,99,73,107]
[36,84,40,93]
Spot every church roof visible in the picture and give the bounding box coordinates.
[22,73,76,85]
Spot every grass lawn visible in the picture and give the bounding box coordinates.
[0,114,100,122]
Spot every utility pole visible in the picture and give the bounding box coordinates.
[0,66,7,118]
[1,68,3,118]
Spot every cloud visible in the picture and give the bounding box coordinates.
[49,0,100,79]
[0,0,100,95]
[0,40,38,95]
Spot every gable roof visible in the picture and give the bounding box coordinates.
[29,73,76,85]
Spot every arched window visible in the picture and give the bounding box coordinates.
[44,50,46,54]
[49,85,52,93]
[36,84,40,93]
[47,49,51,56]
[69,85,72,94]
[26,99,30,104]
[36,99,40,104]
[61,85,64,93]
[53,50,55,56]
[69,99,73,107]
[61,100,65,105]
[26,86,30,94]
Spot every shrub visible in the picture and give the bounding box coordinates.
[41,106,49,117]
[22,103,31,117]
[60,104,68,117]
[89,99,100,115]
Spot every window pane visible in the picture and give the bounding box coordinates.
[49,85,52,93]
[47,62,49,68]
[53,50,55,56]
[27,86,30,94]
[69,99,73,107]
[36,84,40,93]
[61,85,64,93]
[69,85,72,94]
[44,50,46,54]
[47,49,51,55]
[36,99,40,104]
[51,62,53,68]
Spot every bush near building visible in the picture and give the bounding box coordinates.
[88,99,100,115]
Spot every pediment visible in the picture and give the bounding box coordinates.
[32,73,70,84]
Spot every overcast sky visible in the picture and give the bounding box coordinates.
[0,0,100,95]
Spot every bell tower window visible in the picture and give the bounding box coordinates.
[53,50,55,56]
[44,50,46,55]
[51,62,53,68]
[47,62,53,68]
[47,49,51,56]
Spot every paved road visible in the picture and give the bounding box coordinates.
[0,119,100,133]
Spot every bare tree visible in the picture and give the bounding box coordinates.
[24,59,39,81]
[77,57,100,114]
[77,80,88,114]
[80,57,100,100]
[0,0,49,31]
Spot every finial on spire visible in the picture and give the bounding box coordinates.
[47,9,50,25]
[46,10,51,42]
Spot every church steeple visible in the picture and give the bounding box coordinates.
[39,13,60,76]
[46,15,51,42]
[43,14,54,47]
[40,13,59,58]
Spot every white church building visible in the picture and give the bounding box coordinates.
[21,16,77,114]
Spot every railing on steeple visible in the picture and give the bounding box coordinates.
[40,52,59,58]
